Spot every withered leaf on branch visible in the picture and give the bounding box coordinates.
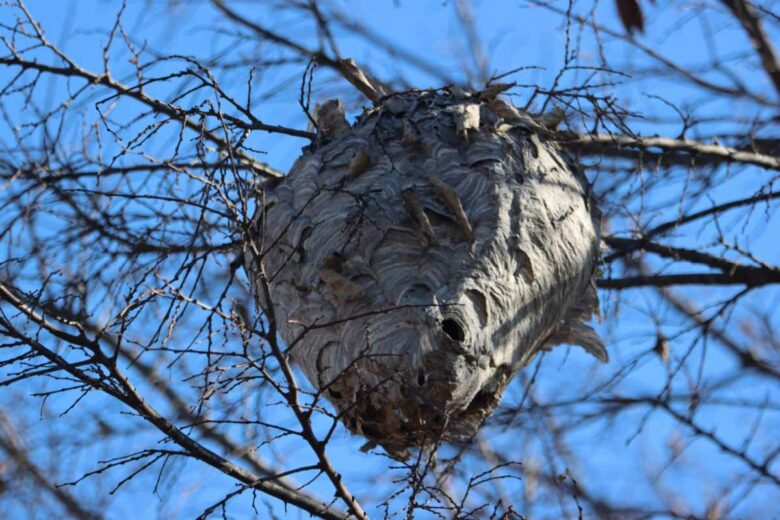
[616,0,644,34]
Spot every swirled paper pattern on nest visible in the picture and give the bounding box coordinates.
[248,89,606,457]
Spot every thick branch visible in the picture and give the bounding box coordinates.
[604,236,779,277]
[563,133,780,171]
[598,269,780,288]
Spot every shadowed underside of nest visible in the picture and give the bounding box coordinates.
[247,88,605,458]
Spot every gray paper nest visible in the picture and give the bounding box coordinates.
[248,88,606,457]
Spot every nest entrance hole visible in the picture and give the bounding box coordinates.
[442,318,465,342]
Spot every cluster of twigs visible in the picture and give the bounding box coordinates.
[0,0,778,518]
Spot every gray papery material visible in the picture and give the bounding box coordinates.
[247,89,605,457]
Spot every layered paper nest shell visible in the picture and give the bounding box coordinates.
[248,88,605,457]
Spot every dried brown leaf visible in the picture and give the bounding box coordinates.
[616,0,644,34]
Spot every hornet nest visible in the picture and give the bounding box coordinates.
[246,87,606,458]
